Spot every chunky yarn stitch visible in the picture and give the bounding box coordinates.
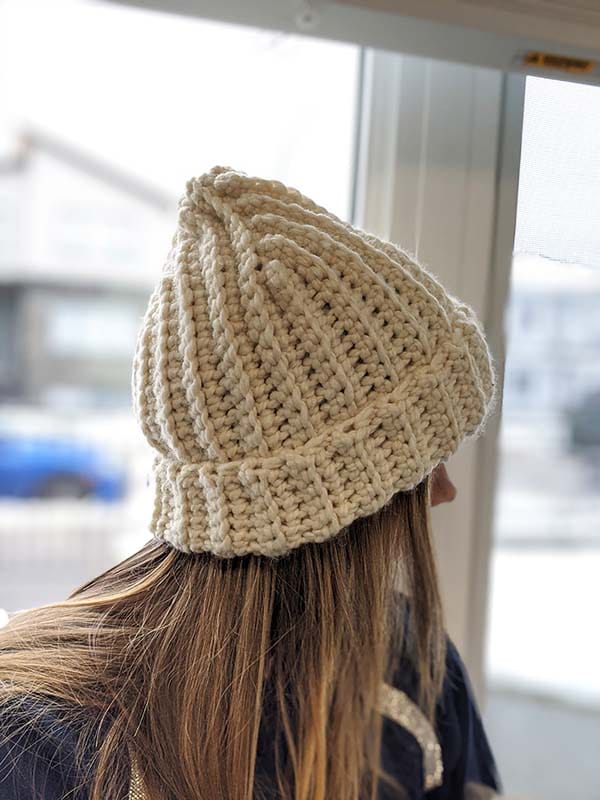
[132,166,495,557]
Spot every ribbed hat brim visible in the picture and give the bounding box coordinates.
[150,348,491,557]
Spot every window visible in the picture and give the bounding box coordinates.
[0,0,359,612]
[46,297,140,360]
[486,77,600,800]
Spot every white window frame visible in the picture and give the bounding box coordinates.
[354,51,526,696]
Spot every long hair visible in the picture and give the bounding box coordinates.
[0,477,445,800]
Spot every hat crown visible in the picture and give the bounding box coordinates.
[132,167,494,556]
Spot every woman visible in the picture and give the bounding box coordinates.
[0,167,500,800]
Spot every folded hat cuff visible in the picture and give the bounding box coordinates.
[149,363,488,558]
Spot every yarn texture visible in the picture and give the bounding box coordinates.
[132,166,495,557]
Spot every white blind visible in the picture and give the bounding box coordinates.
[514,76,600,269]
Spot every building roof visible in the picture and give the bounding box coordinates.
[0,126,177,212]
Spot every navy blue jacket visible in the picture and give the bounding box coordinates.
[0,639,500,799]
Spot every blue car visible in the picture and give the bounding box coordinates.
[0,433,127,501]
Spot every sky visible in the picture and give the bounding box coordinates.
[0,0,359,217]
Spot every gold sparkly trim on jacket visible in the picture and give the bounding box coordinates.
[128,682,443,798]
[128,755,146,800]
[379,682,444,791]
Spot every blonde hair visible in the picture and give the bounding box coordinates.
[0,478,445,800]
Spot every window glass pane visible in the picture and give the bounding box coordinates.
[486,76,600,800]
[0,0,359,611]
[46,297,141,359]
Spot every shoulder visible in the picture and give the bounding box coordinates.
[381,637,501,800]
[0,697,90,800]
[432,639,501,796]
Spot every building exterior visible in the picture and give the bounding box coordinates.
[503,254,600,422]
[0,128,177,407]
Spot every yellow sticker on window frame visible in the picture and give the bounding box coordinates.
[523,51,597,75]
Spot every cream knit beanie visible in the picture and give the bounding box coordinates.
[132,166,495,558]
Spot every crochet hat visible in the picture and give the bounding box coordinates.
[132,166,495,557]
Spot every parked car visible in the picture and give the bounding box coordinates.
[0,432,127,501]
